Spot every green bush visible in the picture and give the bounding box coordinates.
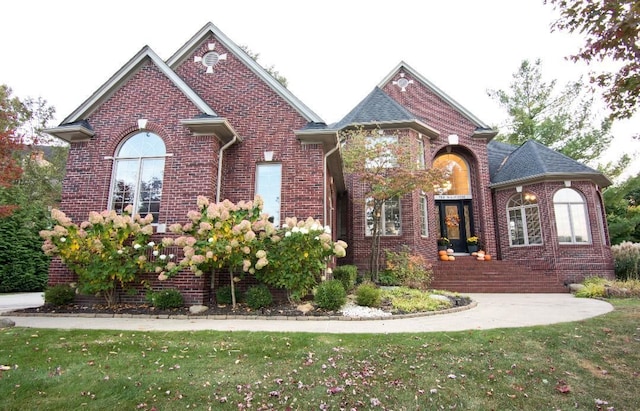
[355,282,381,307]
[215,285,234,305]
[611,241,640,280]
[245,284,273,309]
[575,282,607,298]
[332,265,358,292]
[44,284,75,306]
[377,270,401,286]
[146,289,184,309]
[314,280,346,310]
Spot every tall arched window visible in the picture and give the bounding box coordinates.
[507,192,542,246]
[109,132,166,223]
[553,188,590,244]
[433,153,471,196]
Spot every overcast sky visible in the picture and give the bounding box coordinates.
[2,0,638,177]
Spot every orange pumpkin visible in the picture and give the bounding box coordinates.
[484,254,492,261]
[440,254,449,261]
[448,255,456,261]
[438,250,448,256]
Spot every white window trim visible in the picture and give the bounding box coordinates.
[419,195,429,237]
[554,189,591,245]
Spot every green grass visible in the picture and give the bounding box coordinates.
[1,299,639,410]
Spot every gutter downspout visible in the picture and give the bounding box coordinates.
[323,139,340,226]
[216,136,238,203]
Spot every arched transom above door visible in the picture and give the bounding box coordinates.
[433,153,471,199]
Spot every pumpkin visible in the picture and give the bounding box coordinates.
[471,252,478,256]
[448,255,456,261]
[477,256,485,261]
[440,255,449,261]
[446,248,454,255]
[484,254,492,261]
[438,250,448,256]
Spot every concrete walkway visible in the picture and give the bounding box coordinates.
[1,292,613,334]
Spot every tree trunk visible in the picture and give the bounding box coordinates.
[369,201,383,282]
[229,268,237,309]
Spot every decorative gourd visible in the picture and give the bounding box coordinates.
[471,252,478,256]
[438,250,448,256]
[484,254,492,261]
[440,254,449,261]
[448,255,455,261]
[446,248,454,255]
[477,256,485,261]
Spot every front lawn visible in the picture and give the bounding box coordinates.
[1,299,638,410]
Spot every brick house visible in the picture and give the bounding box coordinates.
[46,22,614,302]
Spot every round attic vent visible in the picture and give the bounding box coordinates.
[202,51,221,68]
[396,78,410,89]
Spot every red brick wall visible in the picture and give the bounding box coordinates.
[49,34,329,305]
[493,181,614,283]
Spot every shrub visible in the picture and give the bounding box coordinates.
[381,287,452,312]
[44,284,75,306]
[384,246,433,290]
[146,289,184,309]
[245,284,273,309]
[611,241,640,280]
[215,285,233,305]
[355,282,381,307]
[314,280,346,310]
[377,270,401,286]
[575,282,607,298]
[332,265,358,292]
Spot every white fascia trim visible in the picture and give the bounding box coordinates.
[378,61,492,130]
[167,22,323,123]
[62,46,215,124]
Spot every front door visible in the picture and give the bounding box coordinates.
[436,200,474,252]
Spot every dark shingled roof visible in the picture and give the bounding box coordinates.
[489,139,610,187]
[332,87,418,129]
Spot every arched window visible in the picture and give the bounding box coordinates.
[109,132,166,223]
[433,153,471,196]
[507,192,542,246]
[553,188,590,244]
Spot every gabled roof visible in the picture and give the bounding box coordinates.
[331,87,439,138]
[167,22,323,123]
[489,139,611,188]
[60,46,216,125]
[378,61,494,131]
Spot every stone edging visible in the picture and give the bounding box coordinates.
[3,301,477,321]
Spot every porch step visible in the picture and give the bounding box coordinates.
[431,256,567,293]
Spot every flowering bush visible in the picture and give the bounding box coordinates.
[255,217,348,301]
[153,196,274,307]
[40,207,155,306]
[611,241,640,280]
[466,236,479,245]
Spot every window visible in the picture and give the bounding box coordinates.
[256,163,282,226]
[419,195,428,236]
[433,153,471,196]
[554,188,590,244]
[417,138,425,169]
[109,132,166,223]
[507,192,542,246]
[365,197,401,236]
[366,136,398,168]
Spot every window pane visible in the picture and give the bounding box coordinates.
[420,196,428,236]
[119,132,166,157]
[112,159,138,215]
[570,204,589,243]
[138,158,164,223]
[524,206,542,244]
[433,154,470,195]
[256,163,282,226]
[384,198,401,235]
[554,188,582,203]
[509,209,525,245]
[554,204,573,243]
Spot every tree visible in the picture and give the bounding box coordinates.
[341,128,444,280]
[488,59,628,178]
[546,0,640,120]
[0,85,27,216]
[239,45,288,88]
[603,172,640,244]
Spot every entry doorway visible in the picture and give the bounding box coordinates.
[436,200,474,252]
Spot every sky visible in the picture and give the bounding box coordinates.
[2,0,638,178]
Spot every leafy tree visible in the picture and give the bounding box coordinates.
[488,59,628,178]
[0,85,27,216]
[603,172,640,244]
[546,0,640,120]
[341,128,444,280]
[239,45,288,88]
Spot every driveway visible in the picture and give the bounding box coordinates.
[0,292,613,334]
